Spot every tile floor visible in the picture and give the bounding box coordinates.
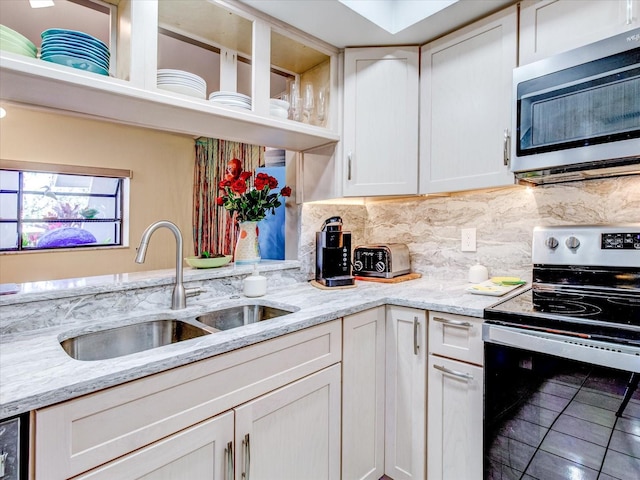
[486,368,640,480]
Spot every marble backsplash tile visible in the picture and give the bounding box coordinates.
[301,176,640,281]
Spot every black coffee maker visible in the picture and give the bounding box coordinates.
[315,216,355,287]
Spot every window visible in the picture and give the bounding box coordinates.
[0,162,130,252]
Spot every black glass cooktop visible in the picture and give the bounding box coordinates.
[484,288,640,346]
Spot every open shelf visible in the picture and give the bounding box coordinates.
[0,52,339,150]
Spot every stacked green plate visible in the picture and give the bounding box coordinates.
[40,28,109,76]
[0,24,37,58]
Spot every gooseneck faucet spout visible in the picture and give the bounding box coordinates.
[135,220,199,310]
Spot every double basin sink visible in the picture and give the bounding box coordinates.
[60,303,297,361]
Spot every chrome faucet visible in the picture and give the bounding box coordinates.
[135,220,200,309]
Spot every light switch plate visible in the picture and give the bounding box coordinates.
[461,228,476,252]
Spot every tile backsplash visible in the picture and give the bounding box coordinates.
[300,176,640,281]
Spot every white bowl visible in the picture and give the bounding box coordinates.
[270,98,290,109]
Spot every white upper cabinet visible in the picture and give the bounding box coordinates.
[419,6,517,194]
[0,0,340,151]
[520,0,640,66]
[343,47,419,197]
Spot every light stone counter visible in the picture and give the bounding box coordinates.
[0,267,525,419]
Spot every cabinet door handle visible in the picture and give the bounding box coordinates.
[413,316,420,355]
[434,363,473,381]
[347,152,352,181]
[627,0,633,24]
[225,441,234,480]
[432,316,473,328]
[241,434,250,480]
[503,128,510,166]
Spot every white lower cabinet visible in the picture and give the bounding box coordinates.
[342,306,386,480]
[35,321,342,480]
[235,364,342,480]
[427,312,484,480]
[74,411,235,480]
[385,306,427,480]
[75,365,341,480]
[342,306,427,480]
[427,355,483,480]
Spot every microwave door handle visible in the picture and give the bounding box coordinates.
[503,128,510,166]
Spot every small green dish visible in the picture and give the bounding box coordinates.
[185,255,232,269]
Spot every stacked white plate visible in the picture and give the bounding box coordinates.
[40,28,110,76]
[157,69,206,99]
[270,98,289,119]
[0,24,37,58]
[209,91,252,110]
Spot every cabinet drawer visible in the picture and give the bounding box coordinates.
[36,320,341,480]
[428,312,483,365]
[427,354,483,480]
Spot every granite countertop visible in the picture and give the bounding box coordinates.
[0,272,525,419]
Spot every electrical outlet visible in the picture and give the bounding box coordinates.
[461,228,476,252]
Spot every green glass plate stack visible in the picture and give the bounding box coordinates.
[0,24,37,58]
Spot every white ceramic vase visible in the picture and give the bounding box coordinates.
[234,221,261,265]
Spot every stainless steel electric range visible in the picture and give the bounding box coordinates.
[483,224,640,480]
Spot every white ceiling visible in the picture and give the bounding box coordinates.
[238,0,517,48]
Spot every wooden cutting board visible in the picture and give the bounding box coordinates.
[310,280,357,290]
[355,273,422,283]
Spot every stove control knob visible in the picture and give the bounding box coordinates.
[353,260,363,272]
[545,237,559,250]
[565,236,581,250]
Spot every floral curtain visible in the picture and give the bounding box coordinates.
[193,138,264,256]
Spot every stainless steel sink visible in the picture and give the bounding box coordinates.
[60,319,211,361]
[196,304,295,332]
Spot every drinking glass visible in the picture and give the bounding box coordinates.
[289,82,301,121]
[302,83,314,124]
[316,87,328,126]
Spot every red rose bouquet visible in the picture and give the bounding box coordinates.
[217,171,291,222]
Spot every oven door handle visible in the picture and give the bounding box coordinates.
[483,323,640,373]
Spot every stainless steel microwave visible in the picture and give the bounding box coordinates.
[512,28,640,184]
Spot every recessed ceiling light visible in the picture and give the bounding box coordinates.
[29,0,55,8]
[0,107,7,119]
[338,0,458,34]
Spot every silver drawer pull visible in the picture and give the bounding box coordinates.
[434,364,473,381]
[433,316,473,328]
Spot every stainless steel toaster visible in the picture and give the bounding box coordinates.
[353,243,411,278]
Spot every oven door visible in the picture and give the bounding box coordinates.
[483,323,640,480]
